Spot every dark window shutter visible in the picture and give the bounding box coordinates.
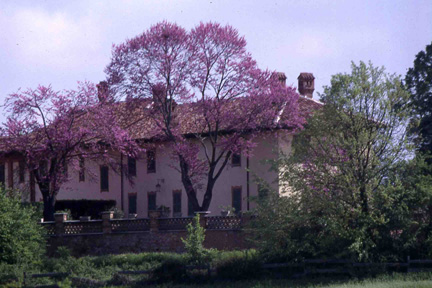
[232,187,242,213]
[173,191,182,214]
[19,161,25,183]
[79,158,85,182]
[128,194,137,214]
[232,153,241,166]
[147,151,156,173]
[0,163,5,185]
[100,166,109,191]
[148,193,156,211]
[128,157,136,177]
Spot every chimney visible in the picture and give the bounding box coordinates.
[298,73,315,98]
[276,72,287,86]
[97,81,109,102]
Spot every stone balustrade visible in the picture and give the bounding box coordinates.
[40,211,250,236]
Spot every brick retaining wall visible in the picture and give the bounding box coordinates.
[43,211,253,256]
[47,229,251,256]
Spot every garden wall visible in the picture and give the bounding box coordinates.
[43,211,252,256]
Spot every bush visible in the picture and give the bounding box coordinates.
[152,254,188,282]
[215,250,262,280]
[0,188,45,265]
[182,213,211,264]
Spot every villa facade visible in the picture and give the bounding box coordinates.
[0,73,321,217]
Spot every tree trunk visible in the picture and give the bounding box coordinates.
[201,178,216,211]
[359,185,369,214]
[40,183,56,221]
[178,155,201,212]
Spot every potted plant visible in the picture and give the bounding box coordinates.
[110,207,125,219]
[79,215,91,222]
[219,205,236,216]
[157,205,171,218]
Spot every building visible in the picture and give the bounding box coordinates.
[0,73,322,218]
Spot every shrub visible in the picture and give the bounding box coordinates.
[0,188,45,265]
[215,250,262,280]
[182,213,211,264]
[152,255,188,282]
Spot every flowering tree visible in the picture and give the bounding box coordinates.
[0,82,140,221]
[106,22,304,211]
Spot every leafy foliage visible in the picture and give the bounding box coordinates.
[253,62,413,262]
[105,21,304,212]
[0,188,45,266]
[182,213,210,264]
[405,42,432,155]
[0,83,140,220]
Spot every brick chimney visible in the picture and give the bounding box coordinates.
[298,73,315,98]
[276,72,287,86]
[97,81,109,102]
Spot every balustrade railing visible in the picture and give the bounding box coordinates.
[111,218,150,232]
[40,212,247,236]
[159,217,193,230]
[207,215,242,230]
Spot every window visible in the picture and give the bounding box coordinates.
[19,161,25,183]
[173,190,182,216]
[147,150,156,173]
[100,165,109,192]
[232,152,241,167]
[232,186,242,214]
[0,163,4,185]
[148,192,156,212]
[79,157,85,182]
[128,156,136,177]
[128,193,137,214]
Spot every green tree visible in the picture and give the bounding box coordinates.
[0,188,45,265]
[182,213,209,264]
[405,42,432,155]
[396,155,432,258]
[254,62,412,261]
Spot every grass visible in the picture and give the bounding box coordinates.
[4,250,432,287]
[108,273,432,288]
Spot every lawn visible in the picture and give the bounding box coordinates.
[107,273,432,288]
[4,250,432,287]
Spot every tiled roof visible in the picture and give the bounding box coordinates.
[115,95,323,141]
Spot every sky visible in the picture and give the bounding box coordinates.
[0,0,431,122]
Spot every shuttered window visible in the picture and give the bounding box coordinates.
[128,157,136,177]
[232,186,242,214]
[100,165,109,192]
[148,193,156,212]
[128,194,137,214]
[79,158,85,182]
[173,190,182,215]
[232,153,241,167]
[147,150,156,173]
[0,163,5,185]
[19,161,25,183]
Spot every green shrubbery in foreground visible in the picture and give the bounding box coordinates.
[4,251,432,288]
[0,188,45,286]
[4,248,432,287]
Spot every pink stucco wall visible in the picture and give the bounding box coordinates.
[4,132,293,217]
